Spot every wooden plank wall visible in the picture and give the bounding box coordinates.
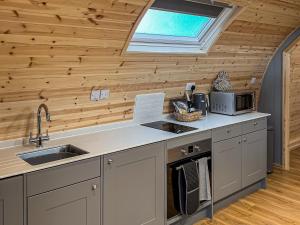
[0,0,299,141]
[287,40,300,148]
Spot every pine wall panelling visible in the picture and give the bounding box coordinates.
[283,37,300,169]
[0,0,299,141]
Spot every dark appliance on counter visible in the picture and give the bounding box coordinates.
[193,93,209,116]
[210,91,255,115]
[167,138,212,224]
[141,121,197,134]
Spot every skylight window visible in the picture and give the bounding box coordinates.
[126,0,237,54]
[135,9,213,38]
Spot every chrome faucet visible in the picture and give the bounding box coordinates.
[29,103,51,147]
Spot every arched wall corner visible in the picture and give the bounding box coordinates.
[258,27,300,166]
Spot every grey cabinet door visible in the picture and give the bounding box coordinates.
[0,176,23,225]
[28,177,101,225]
[103,142,165,225]
[242,129,267,187]
[213,136,242,202]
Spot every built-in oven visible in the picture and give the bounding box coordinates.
[210,91,255,115]
[167,138,212,224]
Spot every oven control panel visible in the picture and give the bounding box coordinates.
[168,139,211,164]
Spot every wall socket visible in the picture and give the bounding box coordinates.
[250,77,257,85]
[186,82,196,91]
[90,89,101,101]
[90,89,110,101]
[100,89,110,100]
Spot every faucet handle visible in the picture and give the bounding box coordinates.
[29,132,37,144]
[41,130,50,141]
[29,132,35,141]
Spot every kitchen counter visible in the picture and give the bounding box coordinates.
[0,112,269,179]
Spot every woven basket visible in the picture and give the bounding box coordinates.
[174,111,203,122]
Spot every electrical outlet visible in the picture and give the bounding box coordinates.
[90,89,100,101]
[250,77,257,85]
[186,82,196,91]
[100,89,110,100]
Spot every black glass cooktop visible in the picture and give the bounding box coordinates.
[141,121,197,134]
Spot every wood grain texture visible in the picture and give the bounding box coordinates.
[0,0,299,141]
[195,148,300,225]
[283,37,300,170]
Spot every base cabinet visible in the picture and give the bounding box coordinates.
[213,118,267,203]
[103,142,165,225]
[242,129,267,187]
[28,178,101,225]
[0,176,23,225]
[213,137,242,202]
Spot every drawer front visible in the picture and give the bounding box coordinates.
[242,118,267,134]
[212,123,242,142]
[167,130,211,149]
[26,157,101,196]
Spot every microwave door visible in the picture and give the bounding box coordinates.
[244,94,254,110]
[235,94,253,114]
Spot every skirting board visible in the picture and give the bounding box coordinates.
[214,178,267,212]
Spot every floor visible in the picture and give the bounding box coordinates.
[195,149,300,225]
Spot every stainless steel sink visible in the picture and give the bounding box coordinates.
[18,145,88,165]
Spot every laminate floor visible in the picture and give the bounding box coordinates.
[195,149,300,225]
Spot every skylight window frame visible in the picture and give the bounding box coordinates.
[126,5,237,54]
[132,16,215,45]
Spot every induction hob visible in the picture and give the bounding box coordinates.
[141,121,197,134]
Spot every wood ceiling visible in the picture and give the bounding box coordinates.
[0,0,300,141]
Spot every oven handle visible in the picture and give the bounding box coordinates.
[175,156,211,171]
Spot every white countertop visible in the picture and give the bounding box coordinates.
[0,112,269,179]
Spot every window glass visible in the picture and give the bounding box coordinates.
[135,9,213,38]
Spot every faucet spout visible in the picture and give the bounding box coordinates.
[38,103,51,122]
[30,103,51,147]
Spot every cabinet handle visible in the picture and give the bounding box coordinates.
[226,129,231,134]
[107,159,113,164]
[238,140,241,144]
[92,184,97,190]
[254,122,258,126]
[243,138,247,142]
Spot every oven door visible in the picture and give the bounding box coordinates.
[167,152,211,221]
[234,92,255,114]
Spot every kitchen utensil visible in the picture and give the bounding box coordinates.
[193,93,209,116]
[185,91,193,112]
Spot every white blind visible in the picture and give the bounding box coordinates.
[151,0,229,18]
[185,0,232,8]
